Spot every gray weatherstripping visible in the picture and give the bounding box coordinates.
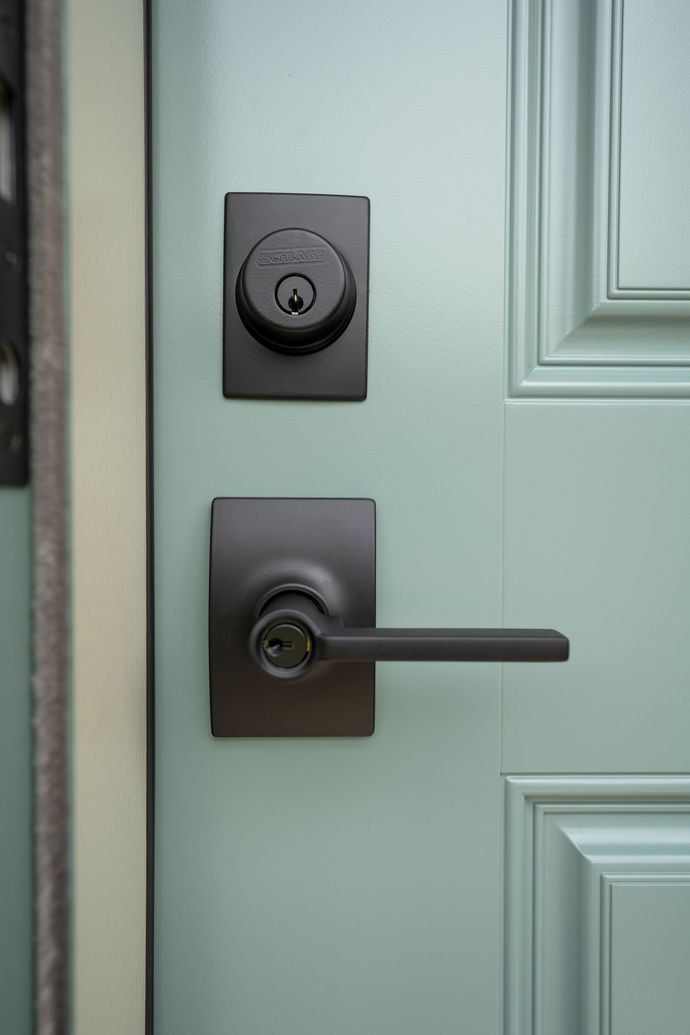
[27,0,70,1031]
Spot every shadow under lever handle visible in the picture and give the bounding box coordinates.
[252,593,569,677]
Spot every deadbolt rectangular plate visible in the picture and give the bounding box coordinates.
[223,193,369,401]
[209,498,376,736]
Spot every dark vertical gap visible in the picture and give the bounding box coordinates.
[0,76,16,203]
[143,0,155,1031]
[0,0,29,486]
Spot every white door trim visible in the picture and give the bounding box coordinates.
[67,0,148,1030]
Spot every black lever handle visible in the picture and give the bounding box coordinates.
[251,592,569,679]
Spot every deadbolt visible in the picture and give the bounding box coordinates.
[223,193,370,400]
[235,227,357,354]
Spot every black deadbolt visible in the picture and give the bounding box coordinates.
[235,227,357,354]
[223,193,370,400]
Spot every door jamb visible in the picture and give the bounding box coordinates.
[67,0,151,1030]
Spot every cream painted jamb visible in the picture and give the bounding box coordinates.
[67,1,147,1031]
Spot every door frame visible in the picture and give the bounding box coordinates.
[67,0,151,1030]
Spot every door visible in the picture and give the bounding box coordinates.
[0,493,30,1034]
[152,1,690,1032]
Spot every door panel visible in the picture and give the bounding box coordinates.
[153,0,690,1032]
[617,0,690,288]
[509,0,690,396]
[153,1,507,1031]
[502,404,690,772]
[504,777,690,1034]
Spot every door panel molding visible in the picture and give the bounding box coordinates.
[504,776,690,1034]
[508,0,690,397]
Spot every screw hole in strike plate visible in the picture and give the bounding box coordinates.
[0,421,22,453]
[0,341,20,406]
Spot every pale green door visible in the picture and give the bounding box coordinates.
[153,1,690,1032]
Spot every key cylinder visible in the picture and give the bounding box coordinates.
[260,621,313,670]
[235,227,357,354]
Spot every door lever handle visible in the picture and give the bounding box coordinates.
[211,498,568,735]
[252,592,569,679]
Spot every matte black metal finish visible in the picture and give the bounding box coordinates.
[0,0,28,485]
[255,593,569,666]
[209,498,376,736]
[223,193,369,400]
[236,228,356,354]
[209,498,570,737]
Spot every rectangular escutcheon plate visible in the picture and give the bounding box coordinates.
[209,498,376,736]
[223,193,370,401]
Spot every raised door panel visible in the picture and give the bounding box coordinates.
[617,0,690,290]
[504,777,690,1035]
[609,882,690,1035]
[508,0,690,396]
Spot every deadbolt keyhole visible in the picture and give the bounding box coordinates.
[275,274,315,316]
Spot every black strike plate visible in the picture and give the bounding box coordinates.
[209,498,376,736]
[223,193,369,401]
[0,0,28,485]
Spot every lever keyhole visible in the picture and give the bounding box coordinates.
[260,621,312,670]
[265,635,293,658]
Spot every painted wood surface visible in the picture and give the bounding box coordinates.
[508,0,690,396]
[153,1,507,1031]
[0,491,31,1034]
[504,778,690,1034]
[153,1,690,1032]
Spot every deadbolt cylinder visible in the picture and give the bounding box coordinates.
[235,227,357,354]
